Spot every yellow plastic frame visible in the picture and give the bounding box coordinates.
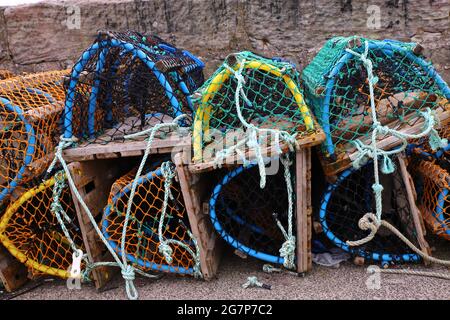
[192,60,314,161]
[0,176,72,279]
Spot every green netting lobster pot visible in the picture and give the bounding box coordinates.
[319,157,422,265]
[209,161,295,266]
[192,51,323,169]
[101,161,200,276]
[63,30,204,145]
[301,36,450,177]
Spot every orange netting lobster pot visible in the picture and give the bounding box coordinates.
[0,173,84,278]
[0,70,15,80]
[101,162,199,276]
[0,70,68,204]
[410,158,450,240]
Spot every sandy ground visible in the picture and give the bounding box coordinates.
[3,248,450,300]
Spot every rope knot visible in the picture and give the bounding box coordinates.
[121,265,135,281]
[279,236,296,269]
[158,242,173,264]
[242,276,263,289]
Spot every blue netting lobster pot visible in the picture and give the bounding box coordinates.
[209,161,295,266]
[319,157,422,264]
[63,30,204,144]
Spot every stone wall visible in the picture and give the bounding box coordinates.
[0,0,449,80]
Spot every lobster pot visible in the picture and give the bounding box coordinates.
[192,51,323,167]
[209,163,294,265]
[64,30,204,144]
[101,162,197,275]
[0,70,15,80]
[319,158,421,263]
[301,36,450,175]
[0,173,84,278]
[410,158,450,240]
[0,71,68,204]
[409,124,450,161]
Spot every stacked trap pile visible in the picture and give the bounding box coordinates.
[101,160,201,276]
[0,71,68,204]
[192,51,324,272]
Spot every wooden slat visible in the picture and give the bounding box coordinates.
[189,129,325,174]
[397,155,431,263]
[173,152,222,280]
[63,134,191,162]
[296,148,312,274]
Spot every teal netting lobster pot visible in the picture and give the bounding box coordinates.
[63,30,204,145]
[301,36,450,176]
[319,157,422,265]
[209,160,296,267]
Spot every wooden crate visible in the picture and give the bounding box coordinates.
[174,152,223,280]
[0,244,28,292]
[67,158,134,289]
[318,105,450,180]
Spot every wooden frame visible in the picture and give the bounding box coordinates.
[296,147,313,274]
[189,125,326,174]
[318,106,450,179]
[67,159,129,289]
[63,132,190,162]
[173,152,222,280]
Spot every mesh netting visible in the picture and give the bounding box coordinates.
[0,70,15,80]
[209,162,294,265]
[319,158,421,263]
[63,30,204,145]
[410,157,450,240]
[409,122,450,161]
[192,51,320,165]
[0,70,68,204]
[101,161,197,275]
[302,37,450,167]
[0,173,84,278]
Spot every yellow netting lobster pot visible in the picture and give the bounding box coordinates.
[63,30,204,145]
[319,157,423,265]
[191,51,324,170]
[0,70,68,204]
[409,156,450,240]
[0,70,15,80]
[301,36,450,177]
[101,161,200,276]
[0,172,84,278]
[209,159,296,267]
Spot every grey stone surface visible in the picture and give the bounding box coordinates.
[0,0,447,80]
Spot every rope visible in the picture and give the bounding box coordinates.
[157,161,202,278]
[215,54,298,271]
[242,276,270,289]
[351,213,450,280]
[376,268,450,281]
[273,153,296,270]
[345,40,447,246]
[45,115,193,299]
